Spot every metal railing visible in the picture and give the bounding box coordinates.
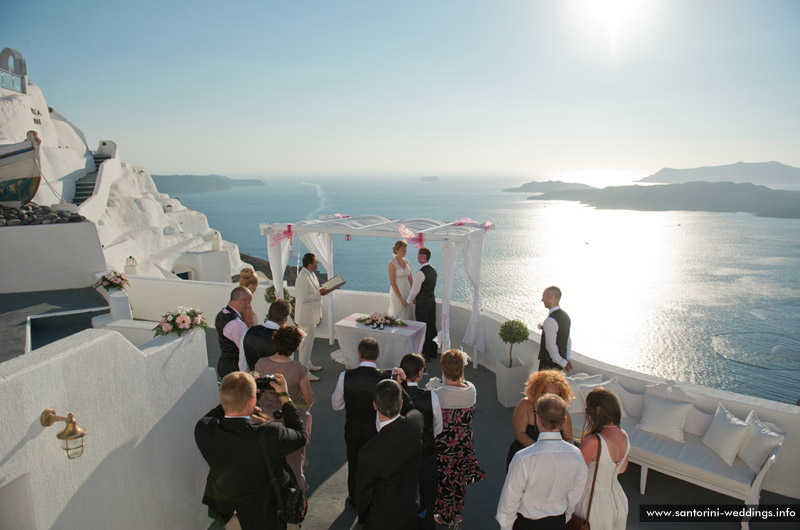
[0,68,25,93]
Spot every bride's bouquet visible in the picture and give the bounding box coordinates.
[356,312,406,329]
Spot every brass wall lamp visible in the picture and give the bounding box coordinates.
[40,408,88,459]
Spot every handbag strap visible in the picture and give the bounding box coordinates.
[257,432,288,515]
[584,433,602,520]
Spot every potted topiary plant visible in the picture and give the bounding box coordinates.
[499,319,529,368]
[495,319,531,408]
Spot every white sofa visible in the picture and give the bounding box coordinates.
[569,378,784,530]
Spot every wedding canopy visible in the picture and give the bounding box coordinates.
[259,215,494,358]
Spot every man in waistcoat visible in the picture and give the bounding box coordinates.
[295,253,332,381]
[400,353,442,530]
[215,286,253,379]
[407,247,438,361]
[242,299,291,371]
[537,286,573,372]
[331,338,413,506]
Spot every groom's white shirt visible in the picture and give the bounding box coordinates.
[406,263,430,304]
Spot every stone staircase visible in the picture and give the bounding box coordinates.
[72,153,110,206]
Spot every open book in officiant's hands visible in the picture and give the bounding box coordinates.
[321,274,346,291]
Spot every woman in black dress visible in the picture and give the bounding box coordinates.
[505,369,574,468]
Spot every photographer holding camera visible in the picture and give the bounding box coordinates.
[195,371,307,530]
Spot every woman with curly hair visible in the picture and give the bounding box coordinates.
[255,325,314,492]
[433,349,486,528]
[505,369,574,468]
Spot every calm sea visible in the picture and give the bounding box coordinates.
[177,177,800,405]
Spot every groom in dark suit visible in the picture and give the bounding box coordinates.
[195,372,307,530]
[356,379,424,530]
[408,247,438,361]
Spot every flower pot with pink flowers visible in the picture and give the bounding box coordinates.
[153,306,208,337]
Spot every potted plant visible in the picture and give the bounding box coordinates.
[496,319,531,408]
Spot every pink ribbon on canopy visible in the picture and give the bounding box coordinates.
[453,217,476,226]
[398,224,425,249]
[334,213,350,218]
[270,224,294,247]
[483,221,494,233]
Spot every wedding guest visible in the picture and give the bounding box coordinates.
[496,394,587,530]
[238,267,260,327]
[506,370,574,469]
[332,338,413,506]
[195,372,306,530]
[215,286,252,378]
[434,349,485,527]
[573,388,630,530]
[388,240,414,320]
[400,353,442,530]
[255,326,314,492]
[243,299,291,371]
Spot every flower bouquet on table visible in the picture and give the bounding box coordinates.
[94,271,130,292]
[153,306,208,337]
[356,312,406,330]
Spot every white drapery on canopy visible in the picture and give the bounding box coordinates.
[260,215,494,357]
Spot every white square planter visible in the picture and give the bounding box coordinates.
[496,358,531,408]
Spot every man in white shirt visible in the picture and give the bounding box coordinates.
[294,253,331,381]
[496,394,587,530]
[537,286,573,372]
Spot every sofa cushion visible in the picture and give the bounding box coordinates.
[623,417,756,496]
[637,392,692,442]
[684,406,715,438]
[737,411,785,473]
[620,386,644,418]
[567,373,603,414]
[579,376,628,418]
[702,404,750,466]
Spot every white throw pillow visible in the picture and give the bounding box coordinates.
[620,386,644,418]
[578,376,628,418]
[737,411,785,473]
[637,392,693,442]
[701,404,750,465]
[566,374,603,414]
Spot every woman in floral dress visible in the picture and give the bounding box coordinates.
[433,349,486,527]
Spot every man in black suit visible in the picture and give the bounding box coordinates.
[195,371,307,530]
[356,379,424,530]
[400,353,442,530]
[407,247,438,361]
[242,299,292,371]
[331,338,414,505]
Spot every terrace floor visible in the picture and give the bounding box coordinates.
[204,331,797,530]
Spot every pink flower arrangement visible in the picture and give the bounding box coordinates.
[356,312,406,329]
[94,271,130,292]
[153,306,208,337]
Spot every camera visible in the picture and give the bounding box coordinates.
[255,374,278,391]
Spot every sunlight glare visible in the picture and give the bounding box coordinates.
[573,0,655,54]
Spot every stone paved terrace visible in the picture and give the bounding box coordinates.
[204,331,798,530]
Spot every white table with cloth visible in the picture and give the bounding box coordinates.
[335,313,427,369]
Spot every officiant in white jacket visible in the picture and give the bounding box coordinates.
[295,253,332,382]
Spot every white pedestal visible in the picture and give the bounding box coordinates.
[495,358,531,408]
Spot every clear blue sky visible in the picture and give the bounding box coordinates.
[3,0,799,183]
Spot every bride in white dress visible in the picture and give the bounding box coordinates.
[574,388,630,530]
[387,240,414,320]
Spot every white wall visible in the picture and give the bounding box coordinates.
[0,222,107,293]
[0,328,219,530]
[78,153,122,224]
